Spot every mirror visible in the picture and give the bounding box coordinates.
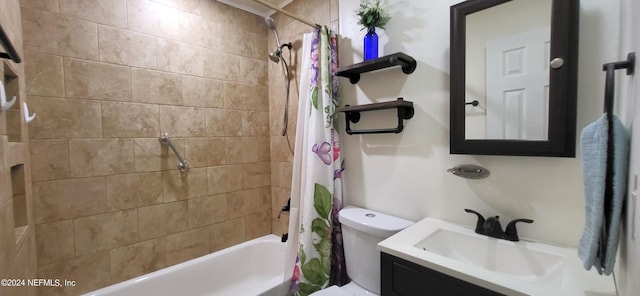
[450,0,579,157]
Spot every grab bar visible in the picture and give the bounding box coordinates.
[159,133,190,172]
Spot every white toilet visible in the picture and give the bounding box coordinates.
[310,206,413,296]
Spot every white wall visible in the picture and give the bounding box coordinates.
[618,0,639,294]
[338,0,620,249]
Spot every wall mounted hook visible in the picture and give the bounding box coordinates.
[0,81,16,111]
[23,102,36,123]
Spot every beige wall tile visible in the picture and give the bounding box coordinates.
[188,194,227,228]
[59,0,127,28]
[138,201,188,240]
[184,138,225,167]
[64,58,131,101]
[131,68,182,105]
[127,0,180,40]
[33,177,107,224]
[245,210,271,239]
[205,108,242,137]
[98,25,157,68]
[20,0,59,13]
[207,165,244,195]
[270,136,293,162]
[227,188,258,219]
[157,38,204,76]
[4,232,37,296]
[22,7,98,60]
[110,238,165,283]
[134,137,185,172]
[182,76,224,108]
[165,227,209,266]
[240,58,267,85]
[271,161,293,189]
[225,137,258,164]
[243,162,270,188]
[28,96,102,139]
[219,28,256,58]
[102,102,160,137]
[0,200,17,275]
[242,111,269,136]
[257,186,271,212]
[179,11,218,49]
[210,217,244,252]
[159,105,205,137]
[37,251,111,296]
[24,51,64,97]
[224,82,268,111]
[203,51,240,81]
[106,172,163,211]
[30,139,69,182]
[257,136,271,161]
[74,209,137,255]
[68,139,134,177]
[162,168,208,202]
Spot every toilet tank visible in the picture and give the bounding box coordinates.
[338,206,413,294]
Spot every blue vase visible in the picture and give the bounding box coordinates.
[363,27,378,61]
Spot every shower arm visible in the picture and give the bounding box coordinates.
[159,133,190,173]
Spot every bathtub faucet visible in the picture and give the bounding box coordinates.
[277,198,290,219]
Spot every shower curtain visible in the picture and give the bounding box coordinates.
[285,27,347,295]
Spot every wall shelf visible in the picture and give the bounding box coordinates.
[337,52,417,84]
[0,25,21,63]
[338,98,414,135]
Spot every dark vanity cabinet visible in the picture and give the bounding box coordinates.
[380,253,505,296]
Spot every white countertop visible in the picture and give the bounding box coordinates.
[377,217,617,296]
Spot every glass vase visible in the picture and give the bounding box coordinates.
[363,27,378,61]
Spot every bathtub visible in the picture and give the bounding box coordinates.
[84,234,289,296]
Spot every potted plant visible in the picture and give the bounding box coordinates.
[355,0,391,60]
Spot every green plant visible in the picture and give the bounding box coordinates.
[355,0,391,30]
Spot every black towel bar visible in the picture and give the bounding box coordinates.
[602,52,635,115]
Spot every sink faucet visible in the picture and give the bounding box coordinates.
[464,209,533,241]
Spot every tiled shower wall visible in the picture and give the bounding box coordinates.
[269,0,339,237]
[22,0,271,294]
[0,0,37,296]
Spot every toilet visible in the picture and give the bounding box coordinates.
[310,206,413,296]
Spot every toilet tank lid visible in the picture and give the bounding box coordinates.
[338,206,414,238]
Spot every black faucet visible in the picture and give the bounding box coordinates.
[464,209,533,241]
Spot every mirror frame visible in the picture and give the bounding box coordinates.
[450,0,579,157]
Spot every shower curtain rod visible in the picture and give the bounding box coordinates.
[252,0,321,29]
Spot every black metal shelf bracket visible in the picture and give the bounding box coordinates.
[0,25,21,63]
[336,52,416,84]
[338,98,414,135]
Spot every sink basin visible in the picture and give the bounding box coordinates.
[378,217,616,296]
[415,227,563,282]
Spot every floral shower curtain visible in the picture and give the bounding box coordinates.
[284,27,347,295]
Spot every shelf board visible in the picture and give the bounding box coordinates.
[336,52,417,84]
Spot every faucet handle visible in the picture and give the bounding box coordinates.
[464,209,485,234]
[504,218,534,242]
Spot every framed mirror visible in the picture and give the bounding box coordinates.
[450,0,579,157]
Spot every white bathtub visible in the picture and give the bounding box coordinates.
[84,234,289,296]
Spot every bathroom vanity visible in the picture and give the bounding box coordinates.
[381,253,503,296]
[377,217,616,296]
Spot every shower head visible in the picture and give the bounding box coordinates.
[265,16,283,49]
[268,43,293,64]
[264,17,277,31]
[269,51,281,63]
